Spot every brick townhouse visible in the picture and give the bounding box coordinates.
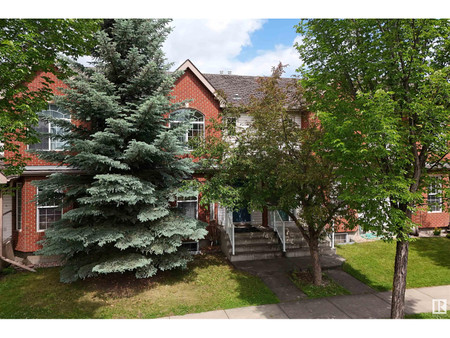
[1,60,448,265]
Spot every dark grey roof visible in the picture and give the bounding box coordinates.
[203,73,302,108]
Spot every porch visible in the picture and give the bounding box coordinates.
[217,206,336,262]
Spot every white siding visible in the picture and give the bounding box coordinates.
[2,195,13,241]
[217,205,226,225]
[236,112,301,130]
[250,211,263,225]
[291,113,302,127]
[236,113,253,131]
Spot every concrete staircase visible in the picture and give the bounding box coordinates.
[284,224,336,257]
[221,224,335,262]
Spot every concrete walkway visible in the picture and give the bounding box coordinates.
[164,256,449,319]
[166,285,450,319]
[232,255,346,302]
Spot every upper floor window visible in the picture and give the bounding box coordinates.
[28,104,71,151]
[428,178,442,213]
[170,109,205,148]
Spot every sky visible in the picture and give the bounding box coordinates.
[163,19,302,77]
[4,1,448,79]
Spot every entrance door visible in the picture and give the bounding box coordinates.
[233,208,251,224]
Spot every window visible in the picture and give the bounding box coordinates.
[181,241,200,254]
[170,109,205,148]
[36,188,62,231]
[177,195,198,219]
[334,233,349,244]
[16,183,22,231]
[278,210,290,222]
[428,179,442,213]
[29,104,71,151]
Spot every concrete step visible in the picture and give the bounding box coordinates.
[234,231,277,240]
[234,237,280,245]
[229,251,283,262]
[235,244,280,253]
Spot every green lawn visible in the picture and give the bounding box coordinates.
[289,271,350,298]
[405,311,450,319]
[337,237,450,291]
[0,253,278,319]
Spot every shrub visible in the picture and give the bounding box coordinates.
[433,227,441,236]
[446,233,450,239]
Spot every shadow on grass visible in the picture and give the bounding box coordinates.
[341,262,392,292]
[410,237,450,270]
[0,252,278,319]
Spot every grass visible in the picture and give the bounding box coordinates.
[405,311,450,319]
[337,237,450,291]
[289,270,351,298]
[0,253,278,319]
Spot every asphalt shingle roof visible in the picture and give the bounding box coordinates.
[203,73,301,107]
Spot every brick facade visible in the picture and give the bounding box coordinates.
[6,62,449,253]
[5,72,69,167]
[171,68,221,137]
[13,177,45,252]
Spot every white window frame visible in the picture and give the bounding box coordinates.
[15,183,22,231]
[176,194,199,220]
[36,188,63,232]
[170,109,205,149]
[334,233,349,244]
[28,104,71,151]
[181,240,200,254]
[427,177,442,213]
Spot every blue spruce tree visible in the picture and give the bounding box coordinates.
[34,19,207,282]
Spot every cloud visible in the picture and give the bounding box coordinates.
[164,19,302,77]
[228,36,304,77]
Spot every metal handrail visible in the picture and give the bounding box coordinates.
[271,210,286,252]
[223,209,235,255]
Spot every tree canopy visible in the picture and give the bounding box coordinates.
[194,64,355,285]
[0,19,101,176]
[296,18,450,318]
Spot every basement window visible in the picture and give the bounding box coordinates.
[181,241,200,254]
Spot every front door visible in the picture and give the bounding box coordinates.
[233,207,251,224]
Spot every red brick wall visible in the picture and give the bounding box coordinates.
[4,71,69,167]
[14,176,46,252]
[412,209,449,229]
[172,68,221,138]
[172,69,222,225]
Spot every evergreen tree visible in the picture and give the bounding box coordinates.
[33,19,207,283]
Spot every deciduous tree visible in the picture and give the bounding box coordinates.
[194,64,354,285]
[296,19,450,318]
[0,19,100,176]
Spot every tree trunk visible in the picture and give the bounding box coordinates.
[391,239,409,319]
[262,207,268,227]
[309,240,322,285]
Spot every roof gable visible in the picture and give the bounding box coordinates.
[175,60,225,107]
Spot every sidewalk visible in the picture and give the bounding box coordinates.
[165,285,450,319]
